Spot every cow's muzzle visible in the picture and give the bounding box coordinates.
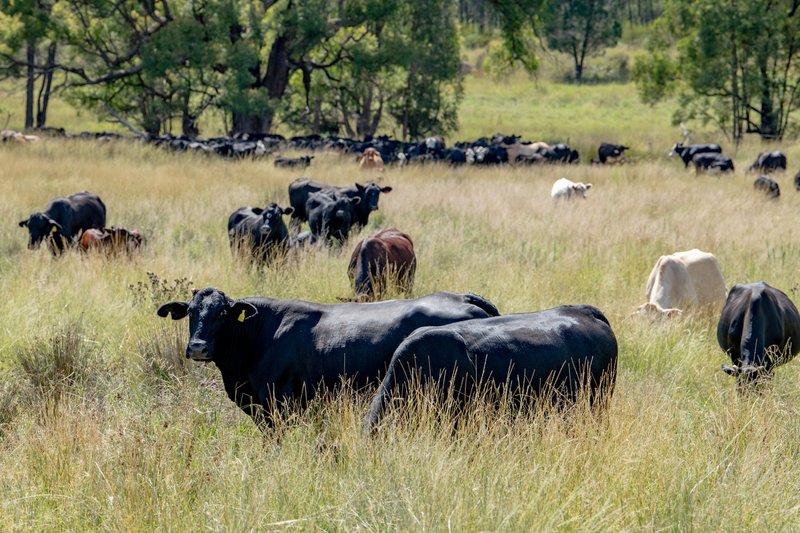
[187,340,212,361]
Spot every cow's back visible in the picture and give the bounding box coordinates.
[674,250,726,309]
[288,178,326,220]
[45,192,106,239]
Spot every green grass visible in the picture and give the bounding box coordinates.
[1,134,800,529]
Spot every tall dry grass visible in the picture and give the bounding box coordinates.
[1,139,800,529]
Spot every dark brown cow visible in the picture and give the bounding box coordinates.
[79,226,144,254]
[347,229,416,301]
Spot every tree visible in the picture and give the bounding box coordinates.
[0,0,60,128]
[544,0,624,82]
[633,0,800,142]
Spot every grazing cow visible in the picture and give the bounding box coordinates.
[347,229,416,301]
[425,136,445,151]
[307,191,360,244]
[357,148,384,171]
[466,145,508,165]
[288,178,392,227]
[157,287,500,425]
[274,155,313,168]
[443,148,467,166]
[753,176,780,199]
[364,305,618,432]
[19,191,106,254]
[78,226,143,255]
[795,170,800,191]
[717,282,800,385]
[692,153,734,174]
[504,141,549,162]
[551,177,593,200]
[748,151,786,173]
[597,143,629,164]
[1,129,39,142]
[544,143,580,164]
[670,143,722,167]
[228,203,294,262]
[637,249,726,318]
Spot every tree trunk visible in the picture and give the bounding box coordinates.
[36,43,57,128]
[759,62,779,139]
[230,34,293,134]
[181,92,199,136]
[25,40,35,130]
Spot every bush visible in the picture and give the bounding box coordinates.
[15,319,102,407]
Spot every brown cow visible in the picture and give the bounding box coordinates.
[347,229,416,301]
[79,226,144,255]
[358,147,385,171]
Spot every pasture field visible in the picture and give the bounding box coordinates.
[1,137,800,531]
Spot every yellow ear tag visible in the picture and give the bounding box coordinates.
[238,309,246,322]
[51,225,57,233]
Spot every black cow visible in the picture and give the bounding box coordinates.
[753,176,780,199]
[749,151,787,173]
[287,178,392,227]
[544,143,580,164]
[443,148,467,166]
[19,191,106,254]
[227,203,294,263]
[718,282,800,386]
[157,287,500,425]
[307,191,360,244]
[597,143,629,164]
[364,305,618,432]
[692,153,734,174]
[274,155,313,168]
[794,170,800,191]
[670,143,722,167]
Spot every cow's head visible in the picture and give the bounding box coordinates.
[259,203,294,238]
[721,344,788,387]
[19,212,63,249]
[157,287,258,361]
[322,195,359,241]
[356,182,392,212]
[571,182,593,199]
[669,143,683,157]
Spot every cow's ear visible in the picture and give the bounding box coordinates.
[49,220,63,232]
[355,183,365,191]
[229,301,258,322]
[350,197,361,205]
[18,219,28,228]
[380,186,393,193]
[282,206,294,216]
[721,364,739,376]
[585,183,593,189]
[157,301,189,320]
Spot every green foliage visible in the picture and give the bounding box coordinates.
[634,0,800,141]
[280,0,463,139]
[544,0,624,82]
[631,50,677,104]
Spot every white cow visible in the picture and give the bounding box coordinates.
[551,177,593,200]
[638,249,726,317]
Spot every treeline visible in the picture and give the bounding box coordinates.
[0,0,662,138]
[633,0,800,142]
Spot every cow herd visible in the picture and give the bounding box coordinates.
[12,134,800,435]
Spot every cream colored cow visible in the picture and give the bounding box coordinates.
[551,177,593,200]
[638,249,726,317]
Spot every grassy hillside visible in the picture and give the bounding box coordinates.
[1,137,800,529]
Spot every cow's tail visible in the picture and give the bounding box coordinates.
[464,293,500,317]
